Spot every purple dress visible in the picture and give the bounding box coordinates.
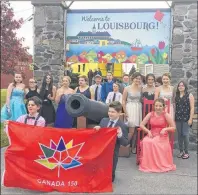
[54,94,73,128]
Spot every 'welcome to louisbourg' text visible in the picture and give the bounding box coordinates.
[82,15,159,31]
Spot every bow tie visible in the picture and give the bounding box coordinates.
[27,116,35,120]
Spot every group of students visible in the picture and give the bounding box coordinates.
[89,71,194,160]
[1,70,195,182]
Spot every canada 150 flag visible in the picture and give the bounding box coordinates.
[3,121,117,193]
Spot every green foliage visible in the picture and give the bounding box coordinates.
[137,54,148,64]
[129,65,136,76]
[1,89,7,108]
[164,45,169,53]
[121,41,131,46]
[149,47,167,64]
[86,50,97,59]
[1,1,30,74]
[1,89,9,147]
[1,123,9,148]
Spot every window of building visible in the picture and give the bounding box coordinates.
[83,64,85,72]
[78,65,80,72]
[145,64,154,75]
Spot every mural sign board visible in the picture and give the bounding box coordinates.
[66,9,171,66]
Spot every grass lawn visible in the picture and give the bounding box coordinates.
[1,123,9,148]
[1,89,9,148]
[1,89,6,107]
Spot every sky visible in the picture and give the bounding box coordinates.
[10,1,172,55]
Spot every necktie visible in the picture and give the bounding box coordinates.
[95,86,98,101]
[112,93,116,101]
[27,116,35,120]
[108,121,114,127]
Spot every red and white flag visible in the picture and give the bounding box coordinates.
[3,121,117,193]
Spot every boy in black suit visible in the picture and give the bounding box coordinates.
[94,101,128,182]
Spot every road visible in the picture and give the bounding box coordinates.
[1,147,197,195]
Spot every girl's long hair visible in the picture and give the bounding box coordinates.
[175,81,189,101]
[39,74,53,99]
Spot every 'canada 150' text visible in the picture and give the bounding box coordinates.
[37,179,78,187]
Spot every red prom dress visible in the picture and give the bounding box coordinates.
[139,112,176,172]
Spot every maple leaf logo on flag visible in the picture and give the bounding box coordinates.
[35,137,84,177]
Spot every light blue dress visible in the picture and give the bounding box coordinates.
[1,88,27,122]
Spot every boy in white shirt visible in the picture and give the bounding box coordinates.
[106,83,122,104]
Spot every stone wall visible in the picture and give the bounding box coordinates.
[171,2,197,150]
[32,0,65,86]
[171,2,197,111]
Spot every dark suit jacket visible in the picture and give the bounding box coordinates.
[99,118,129,176]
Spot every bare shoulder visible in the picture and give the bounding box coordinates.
[170,85,175,91]
[124,86,129,92]
[164,112,172,119]
[53,85,57,90]
[69,88,74,93]
[189,93,194,98]
[155,86,161,91]
[56,88,61,93]
[148,112,152,116]
[20,83,26,89]
[146,112,152,118]
[8,83,14,88]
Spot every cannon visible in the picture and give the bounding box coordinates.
[66,93,130,158]
[66,93,109,123]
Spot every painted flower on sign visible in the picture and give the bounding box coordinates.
[150,48,156,56]
[154,10,164,22]
[163,52,168,59]
[158,41,165,50]
[130,55,137,63]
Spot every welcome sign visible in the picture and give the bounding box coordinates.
[66,9,171,64]
[82,15,160,30]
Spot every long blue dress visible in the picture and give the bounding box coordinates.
[54,94,73,128]
[1,88,27,122]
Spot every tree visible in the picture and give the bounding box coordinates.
[1,1,30,74]
[129,65,136,76]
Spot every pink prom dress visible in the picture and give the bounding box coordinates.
[139,112,176,172]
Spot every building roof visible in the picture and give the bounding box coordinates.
[77,31,111,37]
[67,36,78,39]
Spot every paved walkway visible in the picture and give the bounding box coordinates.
[1,147,197,195]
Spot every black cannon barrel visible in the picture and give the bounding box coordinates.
[66,93,109,123]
